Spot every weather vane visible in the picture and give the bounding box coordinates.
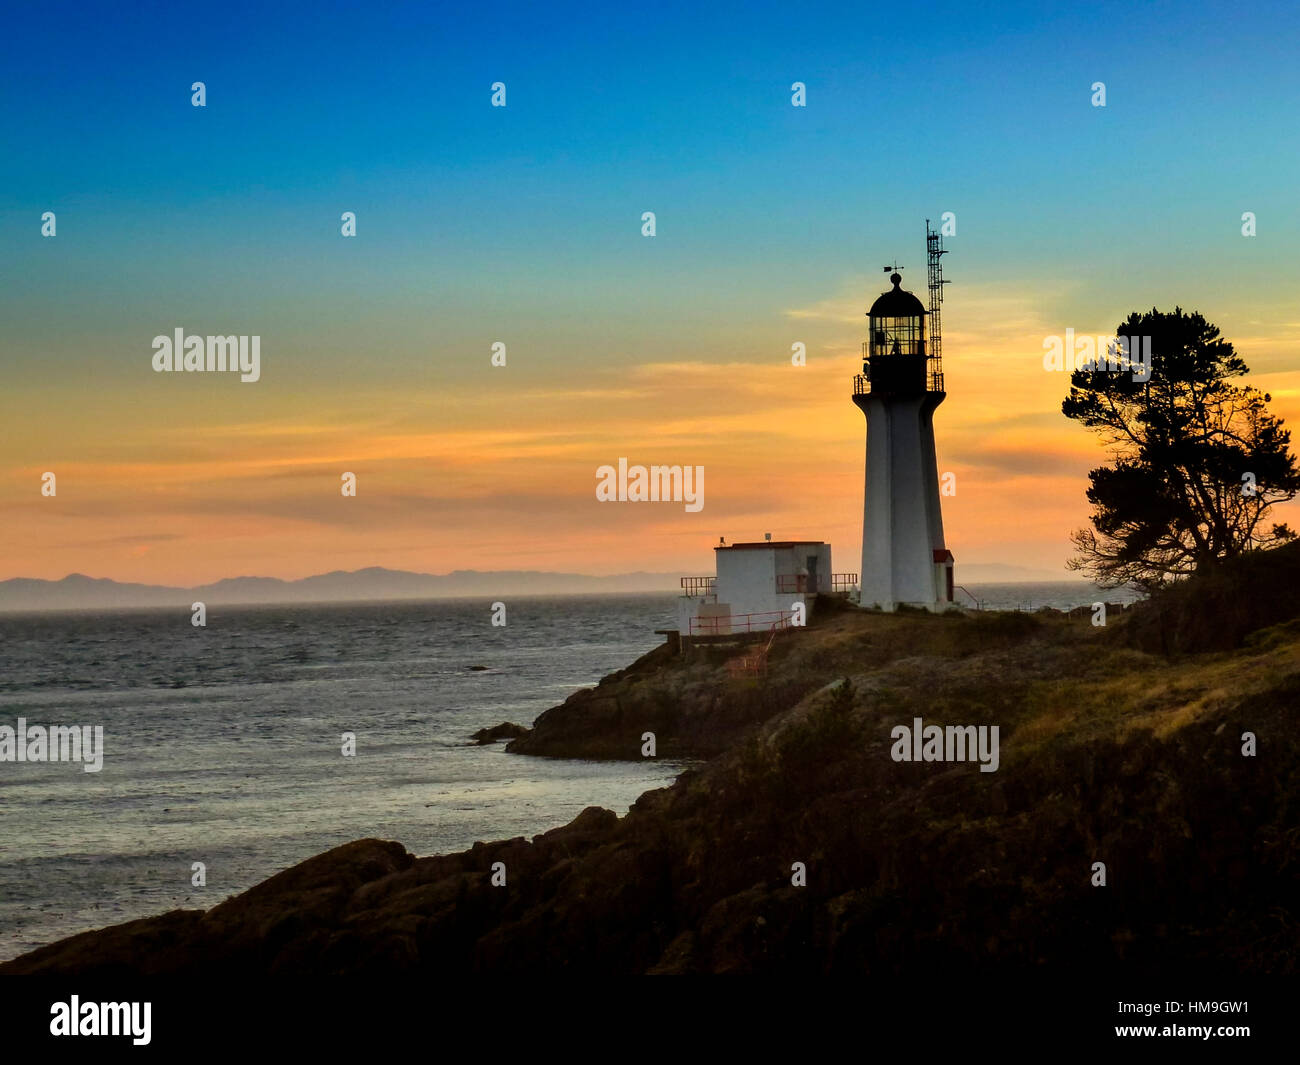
[882,262,903,275]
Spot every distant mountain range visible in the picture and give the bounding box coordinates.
[0,562,1082,613]
[0,568,685,612]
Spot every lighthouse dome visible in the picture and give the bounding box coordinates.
[868,273,926,318]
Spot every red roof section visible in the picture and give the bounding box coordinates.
[717,541,826,550]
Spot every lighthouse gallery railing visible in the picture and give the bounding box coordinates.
[853,371,944,396]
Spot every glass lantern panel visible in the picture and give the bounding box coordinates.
[870,316,924,358]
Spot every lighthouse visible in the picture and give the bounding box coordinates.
[852,223,954,611]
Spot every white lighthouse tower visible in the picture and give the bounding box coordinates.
[852,223,954,611]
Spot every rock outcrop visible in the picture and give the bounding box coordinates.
[470,722,529,744]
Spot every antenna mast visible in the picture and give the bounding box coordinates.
[925,219,950,392]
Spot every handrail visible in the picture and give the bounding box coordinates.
[725,622,784,677]
[690,610,796,636]
[775,574,810,593]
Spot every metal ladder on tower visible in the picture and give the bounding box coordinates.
[926,220,950,393]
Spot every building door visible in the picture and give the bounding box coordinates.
[806,555,819,595]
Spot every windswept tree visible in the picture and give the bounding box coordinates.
[1062,307,1299,590]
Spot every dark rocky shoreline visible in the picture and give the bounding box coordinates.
[6,546,1300,976]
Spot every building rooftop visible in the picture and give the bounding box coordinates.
[716,540,826,551]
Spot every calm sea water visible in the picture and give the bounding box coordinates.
[957,581,1143,611]
[0,582,1124,961]
[0,595,691,961]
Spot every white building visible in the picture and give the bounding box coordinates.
[677,540,836,638]
[852,269,954,611]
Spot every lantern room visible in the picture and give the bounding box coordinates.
[868,272,927,358]
[863,271,928,396]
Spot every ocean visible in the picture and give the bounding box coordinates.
[0,582,1130,961]
[955,581,1143,612]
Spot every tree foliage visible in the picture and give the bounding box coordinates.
[1062,308,1299,590]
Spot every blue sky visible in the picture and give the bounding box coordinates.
[6,0,1297,343]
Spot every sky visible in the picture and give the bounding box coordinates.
[2,0,1299,585]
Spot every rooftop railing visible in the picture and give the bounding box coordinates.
[775,574,810,593]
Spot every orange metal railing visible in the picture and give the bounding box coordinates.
[726,626,781,678]
[689,610,797,637]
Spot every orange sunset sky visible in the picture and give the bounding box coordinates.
[5,276,1299,587]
